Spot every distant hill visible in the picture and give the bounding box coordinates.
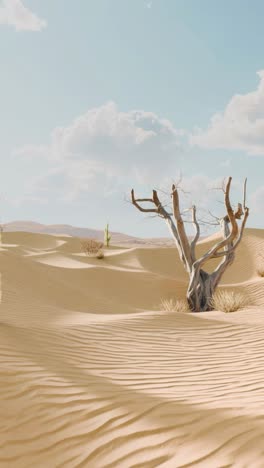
[2,220,175,246]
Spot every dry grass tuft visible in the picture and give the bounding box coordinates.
[257,267,264,278]
[81,238,104,259]
[257,253,264,277]
[160,298,190,313]
[211,290,249,313]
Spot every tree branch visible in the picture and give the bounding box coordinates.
[211,206,249,258]
[171,184,192,271]
[131,189,158,214]
[194,177,248,269]
[190,205,200,262]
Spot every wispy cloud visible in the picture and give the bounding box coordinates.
[190,70,264,156]
[0,0,47,31]
[145,1,152,9]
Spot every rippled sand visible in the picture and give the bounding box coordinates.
[1,229,264,467]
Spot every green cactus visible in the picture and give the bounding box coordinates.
[104,223,111,247]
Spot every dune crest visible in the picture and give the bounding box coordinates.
[1,228,264,467]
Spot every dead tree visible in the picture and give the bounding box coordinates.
[131,177,249,312]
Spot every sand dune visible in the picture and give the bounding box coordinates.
[1,228,264,467]
[3,221,174,246]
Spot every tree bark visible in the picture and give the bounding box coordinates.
[186,269,213,311]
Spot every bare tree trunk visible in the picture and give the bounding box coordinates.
[131,177,249,312]
[187,217,236,312]
[186,269,210,311]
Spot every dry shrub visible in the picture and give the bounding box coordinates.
[160,298,190,313]
[96,250,105,259]
[81,238,104,259]
[211,290,249,313]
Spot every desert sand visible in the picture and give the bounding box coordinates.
[1,228,264,467]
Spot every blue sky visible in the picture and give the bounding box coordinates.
[1,0,264,237]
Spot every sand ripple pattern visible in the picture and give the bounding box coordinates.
[0,229,264,467]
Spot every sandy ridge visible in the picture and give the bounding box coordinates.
[0,228,264,467]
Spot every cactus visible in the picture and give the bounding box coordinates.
[104,223,111,248]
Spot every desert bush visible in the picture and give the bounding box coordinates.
[210,290,248,313]
[160,298,190,313]
[96,250,105,259]
[81,238,104,258]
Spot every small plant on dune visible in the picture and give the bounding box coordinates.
[210,290,249,313]
[160,298,190,313]
[96,250,105,260]
[257,253,264,277]
[80,238,104,259]
[104,223,111,248]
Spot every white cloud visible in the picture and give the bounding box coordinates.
[14,101,185,200]
[9,98,252,236]
[145,1,152,8]
[10,103,251,234]
[0,0,46,31]
[190,70,264,156]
